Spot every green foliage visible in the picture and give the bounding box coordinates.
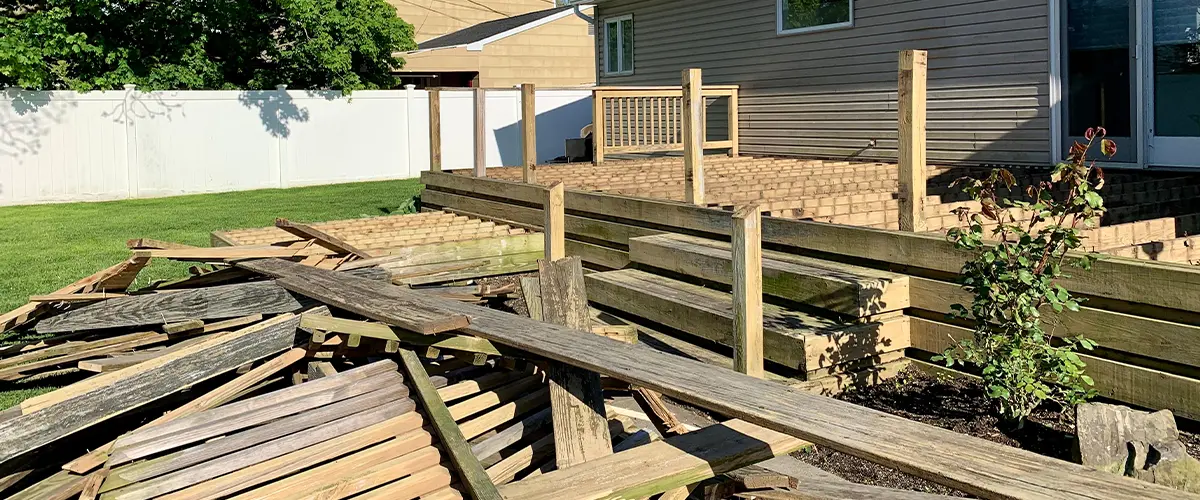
[0,0,416,91]
[933,128,1118,423]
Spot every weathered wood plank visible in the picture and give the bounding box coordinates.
[497,419,808,500]
[522,83,537,184]
[0,314,301,467]
[630,233,910,317]
[35,281,301,334]
[299,314,505,356]
[155,413,424,500]
[107,371,406,467]
[471,407,553,460]
[237,260,469,335]
[539,257,613,468]
[682,68,704,205]
[101,402,410,500]
[544,183,566,261]
[398,349,502,500]
[63,347,308,474]
[341,233,542,271]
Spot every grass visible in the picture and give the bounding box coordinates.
[0,178,423,408]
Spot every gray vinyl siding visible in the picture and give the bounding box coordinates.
[595,0,1053,165]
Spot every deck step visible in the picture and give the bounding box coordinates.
[628,233,909,318]
[585,269,909,378]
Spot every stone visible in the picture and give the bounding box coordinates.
[1075,402,1200,493]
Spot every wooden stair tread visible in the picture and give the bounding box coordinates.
[585,269,909,374]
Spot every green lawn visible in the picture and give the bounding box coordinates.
[0,178,423,326]
[0,179,423,409]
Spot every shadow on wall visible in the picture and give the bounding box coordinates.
[235,88,334,138]
[494,97,592,165]
[0,88,75,159]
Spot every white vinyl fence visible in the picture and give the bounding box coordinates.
[0,86,592,206]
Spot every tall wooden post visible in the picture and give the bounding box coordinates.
[522,83,538,184]
[898,50,928,232]
[732,204,764,378]
[474,88,487,177]
[544,182,565,261]
[682,68,705,205]
[727,89,740,157]
[428,88,442,172]
[592,90,606,164]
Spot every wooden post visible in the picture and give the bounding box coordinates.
[727,89,739,157]
[898,50,928,232]
[538,257,613,469]
[474,88,487,177]
[543,182,565,261]
[429,88,442,172]
[592,90,606,164]
[732,204,764,378]
[521,83,537,184]
[682,69,705,205]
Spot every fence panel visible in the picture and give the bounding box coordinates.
[0,87,592,206]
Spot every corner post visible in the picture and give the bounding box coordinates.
[898,50,928,232]
[474,88,487,177]
[522,83,538,183]
[544,182,565,261]
[682,68,705,205]
[732,204,764,378]
[592,90,606,164]
[428,88,442,172]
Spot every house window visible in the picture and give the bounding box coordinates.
[778,0,853,35]
[604,15,634,76]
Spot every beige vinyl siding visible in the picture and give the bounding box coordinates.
[596,0,1053,165]
[401,15,597,87]
[392,0,596,88]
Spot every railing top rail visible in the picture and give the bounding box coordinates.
[591,85,739,91]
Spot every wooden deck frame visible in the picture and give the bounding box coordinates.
[420,170,1200,421]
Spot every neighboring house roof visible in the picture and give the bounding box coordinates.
[414,4,593,53]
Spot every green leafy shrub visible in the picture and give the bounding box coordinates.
[934,127,1118,423]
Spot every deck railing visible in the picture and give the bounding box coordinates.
[591,85,738,163]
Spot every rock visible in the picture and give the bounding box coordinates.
[1075,402,1200,493]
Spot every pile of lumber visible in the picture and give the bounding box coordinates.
[1,207,1193,499]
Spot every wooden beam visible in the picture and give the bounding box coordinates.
[28,292,126,303]
[682,68,704,205]
[539,256,613,468]
[298,314,504,356]
[732,205,763,378]
[497,419,808,500]
[34,281,301,334]
[474,88,487,177]
[237,260,469,335]
[237,259,1192,499]
[592,90,606,163]
[126,238,195,250]
[898,49,928,232]
[522,83,537,184]
[1,254,151,333]
[544,182,566,261]
[430,88,442,172]
[398,349,502,500]
[0,314,301,466]
[274,218,373,258]
[727,89,739,157]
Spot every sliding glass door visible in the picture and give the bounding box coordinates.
[1147,0,1200,167]
[1060,0,1200,168]
[1062,0,1138,163]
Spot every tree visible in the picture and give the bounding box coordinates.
[0,0,416,91]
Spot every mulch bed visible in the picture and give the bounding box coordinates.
[795,366,1200,496]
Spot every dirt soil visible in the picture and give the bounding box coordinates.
[794,367,1200,496]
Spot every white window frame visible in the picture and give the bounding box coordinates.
[777,0,854,36]
[603,15,634,76]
